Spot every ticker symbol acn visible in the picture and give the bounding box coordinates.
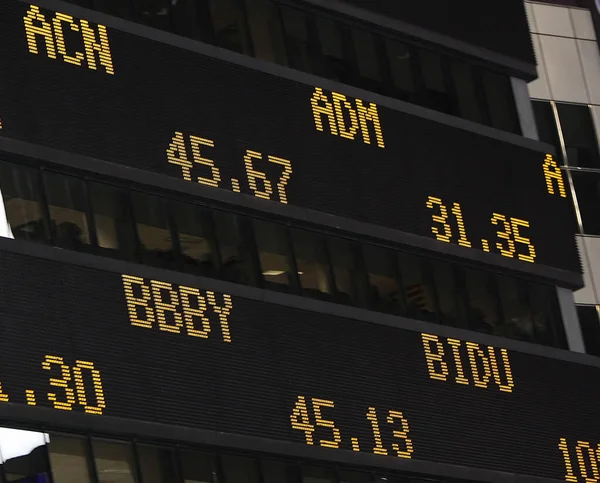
[231,178,241,193]
[25,389,36,406]
[350,437,360,452]
[481,239,490,252]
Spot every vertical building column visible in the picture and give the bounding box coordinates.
[511,77,539,140]
[557,287,585,352]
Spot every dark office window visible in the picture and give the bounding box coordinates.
[260,460,297,483]
[463,268,501,336]
[482,70,520,134]
[179,450,215,483]
[532,100,561,149]
[89,182,136,261]
[496,275,534,342]
[171,201,218,277]
[430,260,461,327]
[417,49,454,114]
[291,228,333,300]
[91,439,136,483]
[93,0,134,20]
[0,428,50,483]
[315,16,352,83]
[328,237,363,305]
[245,0,284,63]
[137,445,179,483]
[572,171,600,235]
[132,0,172,31]
[131,192,175,268]
[214,210,254,286]
[302,467,336,483]
[577,305,600,356]
[171,0,205,40]
[451,61,482,123]
[208,0,252,55]
[351,29,383,93]
[221,455,260,483]
[557,103,600,168]
[280,7,316,74]
[254,220,295,292]
[363,245,403,314]
[44,172,93,252]
[384,39,415,102]
[0,161,47,243]
[338,471,372,483]
[48,434,92,483]
[530,282,566,348]
[399,253,437,321]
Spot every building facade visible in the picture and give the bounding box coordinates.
[0,1,596,483]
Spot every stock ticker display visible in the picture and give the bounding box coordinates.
[0,1,581,275]
[0,248,597,481]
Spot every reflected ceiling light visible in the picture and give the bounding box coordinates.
[263,270,285,276]
[0,427,48,461]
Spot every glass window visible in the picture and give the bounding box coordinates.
[577,305,600,356]
[171,201,218,277]
[208,0,252,55]
[363,245,403,314]
[496,275,534,342]
[214,210,254,286]
[328,237,363,305]
[132,0,172,31]
[530,283,566,348]
[131,192,176,268]
[316,17,351,83]
[90,183,136,261]
[385,39,415,102]
[430,260,461,327]
[245,0,284,63]
[254,219,295,292]
[91,440,136,483]
[0,162,47,243]
[179,450,215,483]
[44,172,93,252]
[261,461,297,483]
[532,101,561,149]
[572,171,600,235]
[463,268,501,336]
[171,0,205,40]
[291,229,333,300]
[48,434,92,483]
[451,61,482,123]
[417,49,454,114]
[351,29,382,92]
[398,253,437,321]
[280,7,315,73]
[221,455,260,483]
[0,428,50,483]
[338,471,371,483]
[557,103,600,168]
[137,445,179,483]
[482,70,520,134]
[93,0,134,19]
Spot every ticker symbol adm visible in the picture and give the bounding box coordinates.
[350,437,360,452]
[481,239,490,252]
[231,178,241,193]
[25,389,36,406]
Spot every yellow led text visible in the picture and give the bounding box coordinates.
[311,87,385,148]
[290,395,413,458]
[559,437,600,483]
[167,131,293,204]
[121,274,233,343]
[42,355,106,414]
[421,333,514,392]
[24,5,114,75]
[543,153,567,198]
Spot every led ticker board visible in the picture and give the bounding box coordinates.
[0,1,580,277]
[0,245,599,481]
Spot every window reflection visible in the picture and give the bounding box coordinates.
[0,428,50,483]
[48,434,91,483]
[209,0,252,55]
[364,245,403,314]
[302,466,336,483]
[399,253,437,321]
[260,460,297,483]
[430,260,461,327]
[254,219,294,292]
[496,275,534,342]
[351,29,383,93]
[92,440,136,483]
[385,39,415,102]
[463,269,501,335]
[418,49,454,114]
[328,238,362,305]
[179,450,215,483]
[45,172,92,252]
[221,455,260,483]
[292,229,333,300]
[0,162,46,243]
[214,210,254,285]
[137,445,179,483]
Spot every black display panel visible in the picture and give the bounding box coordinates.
[0,245,598,481]
[0,0,580,276]
[337,0,535,67]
